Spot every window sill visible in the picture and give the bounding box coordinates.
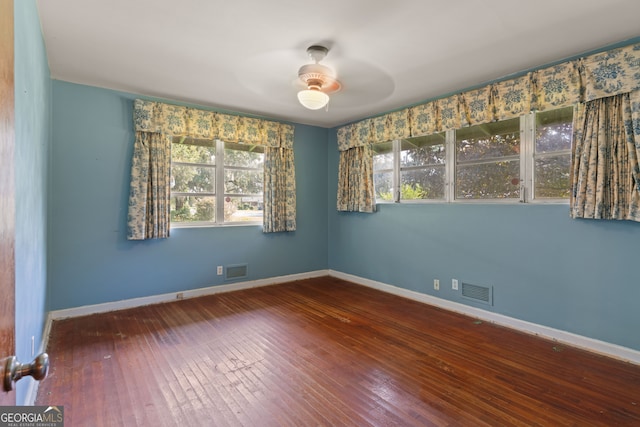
[171,221,263,229]
[375,199,570,205]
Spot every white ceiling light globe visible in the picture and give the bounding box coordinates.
[297,90,329,110]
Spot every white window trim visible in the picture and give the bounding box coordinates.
[374,110,572,205]
[526,111,572,204]
[171,139,264,228]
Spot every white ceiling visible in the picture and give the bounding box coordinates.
[36,0,640,128]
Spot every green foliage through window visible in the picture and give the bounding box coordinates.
[170,138,264,225]
[372,107,573,203]
[379,183,429,201]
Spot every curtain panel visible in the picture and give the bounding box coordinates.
[337,145,375,213]
[263,146,297,232]
[127,132,172,240]
[127,100,296,240]
[570,91,640,221]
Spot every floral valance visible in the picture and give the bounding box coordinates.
[134,99,294,149]
[338,42,640,150]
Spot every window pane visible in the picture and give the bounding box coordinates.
[456,161,520,199]
[374,170,393,201]
[224,196,263,222]
[535,107,573,153]
[171,165,215,193]
[224,169,263,195]
[401,133,446,167]
[373,142,394,170]
[172,140,216,164]
[171,195,215,222]
[456,118,520,162]
[401,166,445,200]
[373,142,394,201]
[224,142,264,168]
[533,107,572,200]
[535,154,571,198]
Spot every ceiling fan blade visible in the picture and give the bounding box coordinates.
[235,47,395,109]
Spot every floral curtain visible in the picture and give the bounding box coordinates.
[132,99,290,145]
[337,144,375,212]
[493,75,532,121]
[336,111,410,212]
[336,42,640,145]
[461,86,493,126]
[127,100,296,239]
[127,132,172,239]
[581,46,640,102]
[263,144,297,232]
[570,91,640,221]
[438,95,462,132]
[532,61,581,112]
[409,101,438,136]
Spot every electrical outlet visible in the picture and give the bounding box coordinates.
[452,279,459,290]
[434,279,440,290]
[217,266,223,275]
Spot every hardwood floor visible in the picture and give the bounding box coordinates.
[36,277,640,426]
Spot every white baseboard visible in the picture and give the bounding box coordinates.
[48,270,330,320]
[329,270,640,366]
[43,268,640,370]
[37,271,325,403]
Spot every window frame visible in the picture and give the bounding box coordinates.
[399,133,447,202]
[526,107,574,203]
[372,141,400,203]
[170,138,264,228]
[452,116,522,203]
[373,108,573,205]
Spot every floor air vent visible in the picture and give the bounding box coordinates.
[225,264,248,280]
[461,282,493,306]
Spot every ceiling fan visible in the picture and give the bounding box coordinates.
[235,43,393,115]
[296,45,342,110]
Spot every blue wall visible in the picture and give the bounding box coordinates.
[14,0,51,405]
[327,130,640,351]
[48,80,640,354]
[48,81,329,310]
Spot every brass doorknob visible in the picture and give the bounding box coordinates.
[3,353,49,392]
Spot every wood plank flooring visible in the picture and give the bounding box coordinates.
[36,277,640,426]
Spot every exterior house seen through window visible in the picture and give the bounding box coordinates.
[373,107,573,203]
[170,137,264,226]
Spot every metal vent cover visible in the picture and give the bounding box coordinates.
[461,282,493,306]
[225,264,248,280]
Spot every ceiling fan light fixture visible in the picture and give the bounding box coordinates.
[296,45,341,111]
[297,88,330,110]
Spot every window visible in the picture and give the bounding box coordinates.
[170,138,264,226]
[372,107,573,203]
[373,134,446,202]
[401,133,446,200]
[373,141,394,201]
[455,118,521,200]
[531,107,573,199]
